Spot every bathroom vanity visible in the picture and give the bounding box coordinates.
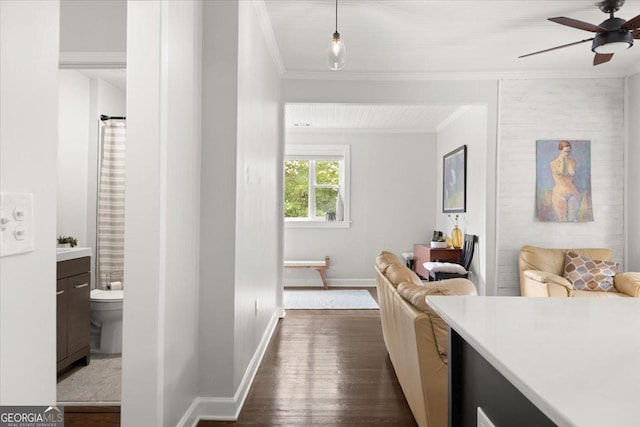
[56,248,92,373]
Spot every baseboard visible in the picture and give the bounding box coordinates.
[284,278,375,287]
[176,309,280,427]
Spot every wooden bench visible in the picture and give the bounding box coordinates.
[284,256,330,289]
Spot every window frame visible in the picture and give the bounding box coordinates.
[284,144,350,229]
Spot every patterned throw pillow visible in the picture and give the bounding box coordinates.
[564,251,618,292]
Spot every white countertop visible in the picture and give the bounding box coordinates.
[426,296,640,427]
[56,246,92,262]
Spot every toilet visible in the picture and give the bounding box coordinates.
[90,289,124,354]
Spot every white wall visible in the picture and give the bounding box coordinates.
[284,131,437,285]
[436,106,488,294]
[121,2,201,426]
[233,0,283,390]
[282,79,499,289]
[58,70,90,246]
[497,79,626,295]
[198,0,240,401]
[626,72,640,271]
[59,0,126,53]
[0,0,59,404]
[197,0,283,418]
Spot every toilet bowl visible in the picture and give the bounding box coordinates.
[90,289,124,354]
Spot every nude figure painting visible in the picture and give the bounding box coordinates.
[536,140,593,222]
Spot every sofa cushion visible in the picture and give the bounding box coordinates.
[572,290,629,298]
[614,272,640,297]
[519,245,613,277]
[396,279,478,312]
[564,251,618,292]
[396,281,447,311]
[429,278,478,296]
[376,251,401,274]
[386,263,422,287]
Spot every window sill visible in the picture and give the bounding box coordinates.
[285,220,351,229]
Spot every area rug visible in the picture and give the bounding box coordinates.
[284,289,379,310]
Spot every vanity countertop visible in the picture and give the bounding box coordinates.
[426,296,640,427]
[56,247,92,262]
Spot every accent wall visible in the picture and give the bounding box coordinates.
[496,78,626,295]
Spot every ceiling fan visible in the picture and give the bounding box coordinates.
[520,0,640,65]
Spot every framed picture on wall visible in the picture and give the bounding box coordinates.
[535,139,593,222]
[443,145,466,213]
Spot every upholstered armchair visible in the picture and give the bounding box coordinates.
[519,245,640,298]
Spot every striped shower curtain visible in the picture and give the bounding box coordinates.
[97,120,127,289]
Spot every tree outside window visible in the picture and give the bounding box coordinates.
[285,159,340,220]
[284,145,350,228]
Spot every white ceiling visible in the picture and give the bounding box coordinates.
[273,1,639,131]
[286,103,466,131]
[263,0,640,79]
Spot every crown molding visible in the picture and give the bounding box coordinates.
[59,51,126,68]
[282,68,633,81]
[252,0,285,76]
[436,106,473,133]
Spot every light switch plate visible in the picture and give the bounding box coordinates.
[477,407,497,427]
[0,192,34,257]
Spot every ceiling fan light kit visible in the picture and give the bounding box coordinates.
[327,0,346,70]
[519,0,640,66]
[592,31,633,54]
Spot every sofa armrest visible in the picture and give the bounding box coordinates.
[614,272,640,297]
[522,270,573,297]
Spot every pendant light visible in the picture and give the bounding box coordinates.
[327,0,346,70]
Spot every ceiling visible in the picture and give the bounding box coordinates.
[286,103,467,131]
[263,0,640,79]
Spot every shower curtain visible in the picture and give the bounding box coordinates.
[97,119,127,289]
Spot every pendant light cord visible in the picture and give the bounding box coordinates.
[335,0,338,33]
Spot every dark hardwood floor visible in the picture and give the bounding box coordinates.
[199,307,416,426]
[62,290,416,426]
[63,406,120,427]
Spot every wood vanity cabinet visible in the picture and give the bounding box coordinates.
[56,256,91,373]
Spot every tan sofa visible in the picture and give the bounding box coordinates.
[375,251,477,427]
[519,245,640,297]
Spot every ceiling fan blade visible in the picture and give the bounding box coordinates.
[519,38,594,59]
[593,53,614,65]
[634,29,640,39]
[621,14,640,30]
[549,17,607,32]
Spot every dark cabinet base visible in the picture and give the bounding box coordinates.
[57,257,91,375]
[448,329,555,427]
[57,347,91,374]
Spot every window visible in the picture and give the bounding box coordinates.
[284,145,350,228]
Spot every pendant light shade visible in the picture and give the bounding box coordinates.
[327,0,346,70]
[327,32,346,70]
